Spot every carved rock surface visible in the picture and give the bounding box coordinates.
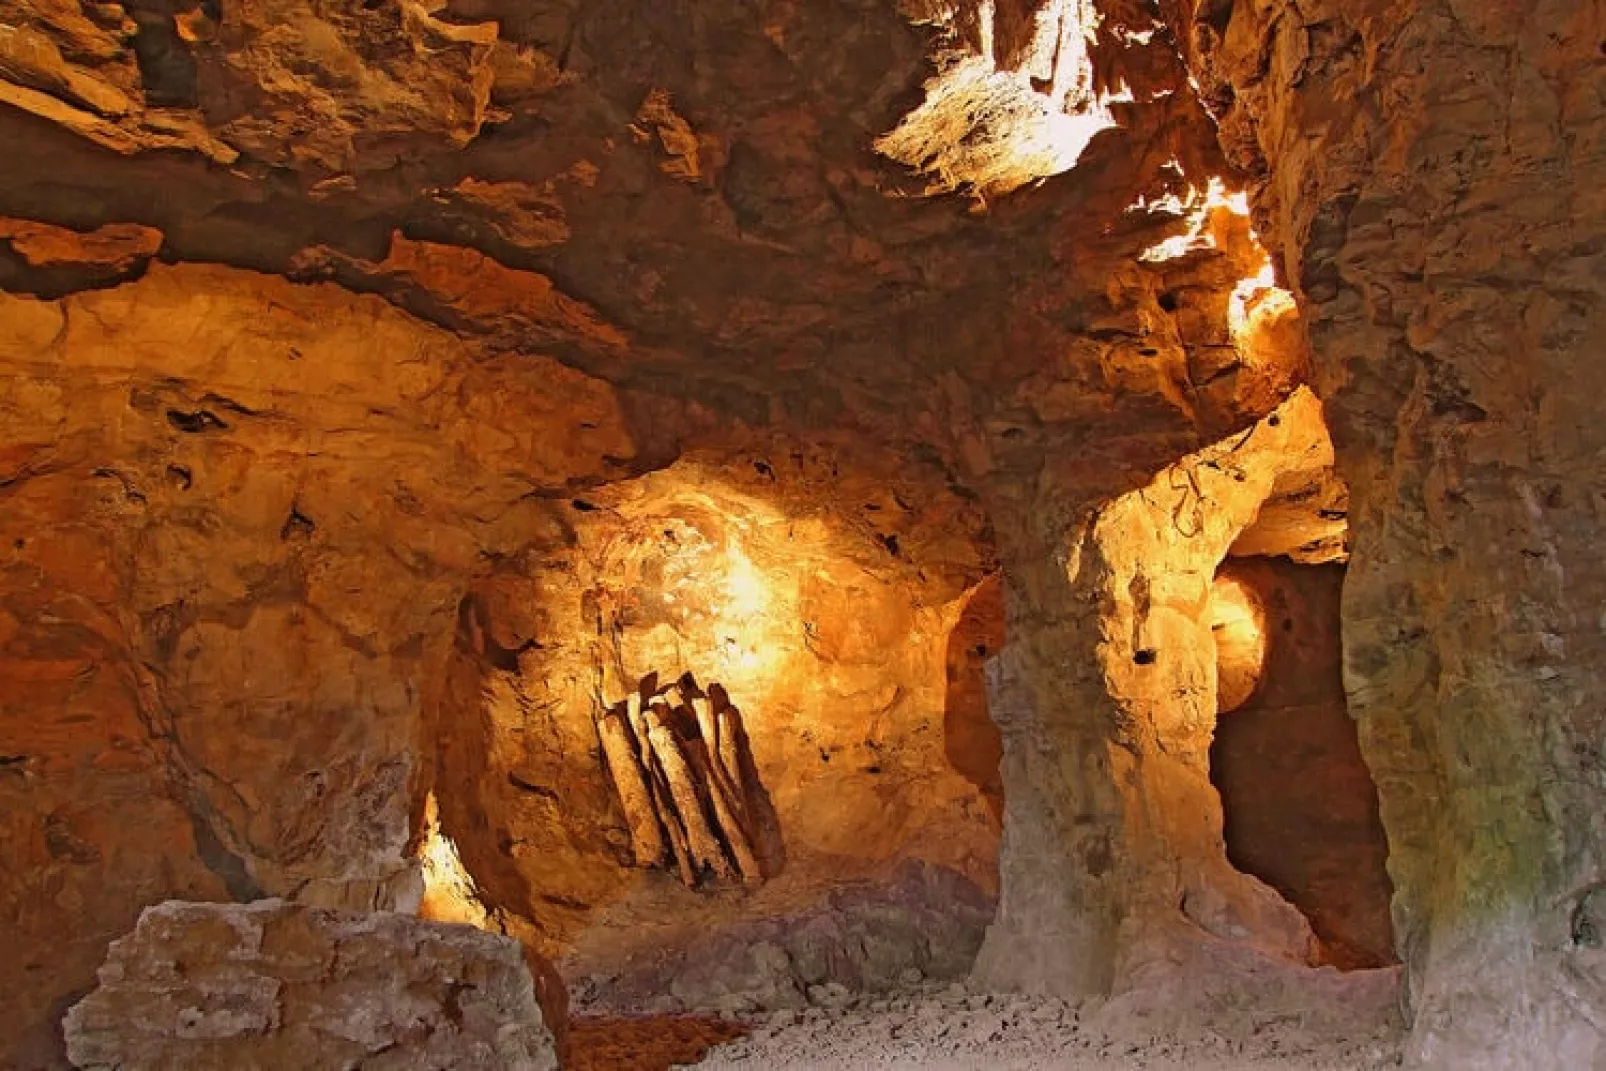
[62,899,558,1071]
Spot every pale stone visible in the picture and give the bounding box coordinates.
[63,900,558,1071]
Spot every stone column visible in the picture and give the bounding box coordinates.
[975,392,1331,993]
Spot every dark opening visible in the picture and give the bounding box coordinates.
[130,12,200,109]
[944,574,1005,821]
[1209,557,1397,969]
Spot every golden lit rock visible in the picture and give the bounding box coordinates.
[1,0,1602,1065]
[1207,573,1266,714]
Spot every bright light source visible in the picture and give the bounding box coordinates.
[1136,177,1250,261]
[418,792,493,929]
[1208,574,1268,714]
[877,0,1119,197]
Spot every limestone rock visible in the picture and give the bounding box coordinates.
[62,899,558,1071]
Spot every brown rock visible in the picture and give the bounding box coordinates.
[0,0,1600,1065]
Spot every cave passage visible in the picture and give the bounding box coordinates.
[1209,558,1397,969]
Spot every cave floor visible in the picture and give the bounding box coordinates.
[591,966,1407,1070]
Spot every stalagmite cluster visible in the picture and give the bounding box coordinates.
[596,674,771,889]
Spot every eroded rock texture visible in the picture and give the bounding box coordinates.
[62,899,558,1070]
[974,390,1335,995]
[1166,0,1606,1063]
[0,0,1601,1066]
[0,262,630,1065]
[1210,556,1395,971]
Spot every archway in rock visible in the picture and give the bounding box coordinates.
[422,445,1006,1013]
[1207,557,1396,970]
[944,574,1006,822]
[976,386,1399,1002]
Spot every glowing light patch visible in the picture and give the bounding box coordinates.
[1209,574,1268,714]
[1229,260,1294,346]
[877,0,1117,197]
[1136,177,1247,262]
[418,792,493,929]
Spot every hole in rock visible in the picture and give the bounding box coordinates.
[129,11,200,109]
[1085,391,1395,975]
[1208,556,1396,969]
[422,460,1003,1019]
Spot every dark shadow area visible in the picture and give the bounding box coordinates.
[944,574,1005,821]
[1209,558,1397,969]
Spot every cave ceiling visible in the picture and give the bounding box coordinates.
[0,0,1287,509]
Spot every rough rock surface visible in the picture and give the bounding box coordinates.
[62,899,558,1071]
[565,861,994,1015]
[0,2,1289,1054]
[1,0,1602,1067]
[1166,0,1606,1063]
[1210,557,1395,970]
[430,447,1003,968]
[0,260,630,1065]
[974,391,1334,996]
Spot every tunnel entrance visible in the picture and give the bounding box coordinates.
[1207,556,1396,969]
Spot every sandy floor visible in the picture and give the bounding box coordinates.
[559,928,1405,1070]
[671,947,1405,1070]
[679,991,1401,1069]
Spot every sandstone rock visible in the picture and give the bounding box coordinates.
[0,0,1600,1067]
[806,982,852,1009]
[62,900,558,1071]
[1165,0,1606,1062]
[975,392,1333,996]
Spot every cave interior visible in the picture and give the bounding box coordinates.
[2,0,1604,1068]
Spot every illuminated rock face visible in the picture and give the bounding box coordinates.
[0,265,630,1064]
[0,0,1601,1066]
[974,391,1335,995]
[429,454,1003,1006]
[1165,0,1606,1063]
[1206,572,1268,715]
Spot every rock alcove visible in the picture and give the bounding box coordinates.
[423,454,1005,1016]
[2,0,1603,1068]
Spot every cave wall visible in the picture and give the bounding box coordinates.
[428,450,1003,968]
[0,262,633,1065]
[973,389,1334,995]
[1167,0,1606,1063]
[3,0,1600,1064]
[0,0,1263,1053]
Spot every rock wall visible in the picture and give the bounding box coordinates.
[62,900,558,1071]
[5,0,1599,1065]
[0,261,630,1064]
[428,448,1003,993]
[1166,0,1606,1063]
